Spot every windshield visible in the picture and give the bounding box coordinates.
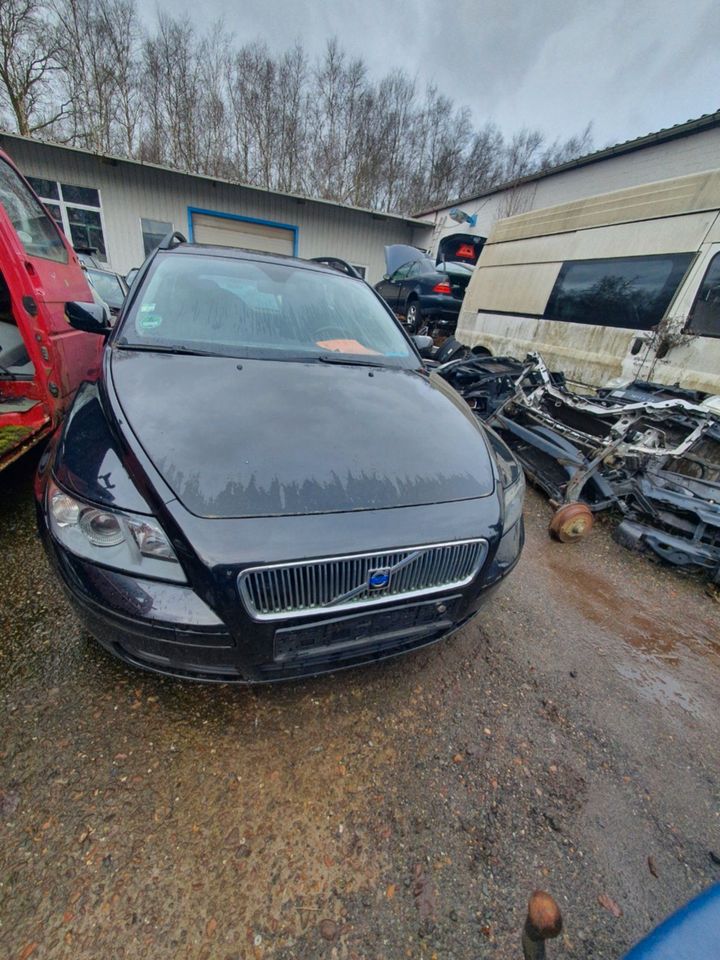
[119,254,416,367]
[439,262,475,276]
[87,268,126,309]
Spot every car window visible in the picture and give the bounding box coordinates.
[87,268,126,310]
[440,262,474,276]
[544,254,694,330]
[393,258,435,281]
[0,159,68,263]
[687,253,720,338]
[390,262,413,281]
[120,254,416,367]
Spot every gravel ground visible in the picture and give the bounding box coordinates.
[1,451,719,960]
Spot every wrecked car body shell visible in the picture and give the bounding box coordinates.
[440,351,720,580]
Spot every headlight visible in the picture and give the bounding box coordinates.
[48,480,186,582]
[502,470,525,530]
[484,426,525,530]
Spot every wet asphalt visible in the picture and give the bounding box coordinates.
[1,451,719,960]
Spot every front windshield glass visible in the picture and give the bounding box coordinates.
[119,254,416,367]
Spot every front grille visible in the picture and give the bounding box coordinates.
[238,539,487,620]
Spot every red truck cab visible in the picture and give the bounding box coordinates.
[0,149,101,469]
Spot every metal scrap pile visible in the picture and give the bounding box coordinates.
[438,349,720,582]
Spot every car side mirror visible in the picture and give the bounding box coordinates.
[382,273,390,281]
[412,334,434,358]
[65,300,111,336]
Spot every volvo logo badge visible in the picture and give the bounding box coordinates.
[367,569,390,589]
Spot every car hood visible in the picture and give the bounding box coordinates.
[110,351,496,519]
[384,244,428,276]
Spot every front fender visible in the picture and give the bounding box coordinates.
[44,381,151,514]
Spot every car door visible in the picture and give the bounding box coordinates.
[396,260,425,308]
[641,243,720,395]
[376,261,413,311]
[0,155,99,405]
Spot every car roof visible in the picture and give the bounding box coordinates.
[163,242,361,279]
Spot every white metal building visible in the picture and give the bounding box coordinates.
[416,111,720,255]
[0,131,431,282]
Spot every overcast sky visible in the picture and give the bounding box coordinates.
[143,0,719,150]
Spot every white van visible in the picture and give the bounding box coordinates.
[456,170,720,395]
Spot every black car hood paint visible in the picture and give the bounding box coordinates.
[55,381,151,513]
[110,351,495,519]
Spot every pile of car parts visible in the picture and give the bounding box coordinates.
[438,350,720,582]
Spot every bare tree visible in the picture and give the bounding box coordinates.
[139,11,203,170]
[370,70,417,211]
[456,122,505,197]
[308,39,374,204]
[538,122,594,171]
[274,44,309,193]
[229,40,282,187]
[0,0,67,135]
[96,0,142,155]
[54,0,121,152]
[0,8,594,216]
[193,22,232,177]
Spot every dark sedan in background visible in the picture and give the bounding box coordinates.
[375,244,475,336]
[75,249,129,319]
[36,237,524,683]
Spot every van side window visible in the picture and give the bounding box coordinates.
[544,254,693,330]
[0,159,68,264]
[687,253,720,338]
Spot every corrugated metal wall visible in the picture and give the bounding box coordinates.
[427,126,720,249]
[0,135,432,281]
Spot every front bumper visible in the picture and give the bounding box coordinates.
[41,518,523,683]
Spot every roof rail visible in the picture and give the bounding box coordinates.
[309,256,362,279]
[159,230,187,250]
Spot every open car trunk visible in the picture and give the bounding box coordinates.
[440,263,474,300]
[438,350,720,581]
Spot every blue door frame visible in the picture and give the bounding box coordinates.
[187,207,299,256]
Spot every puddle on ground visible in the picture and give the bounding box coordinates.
[540,538,718,718]
[614,661,705,720]
[545,545,719,665]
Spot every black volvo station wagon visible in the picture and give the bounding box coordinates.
[36,236,524,682]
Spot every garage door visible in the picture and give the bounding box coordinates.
[190,211,295,256]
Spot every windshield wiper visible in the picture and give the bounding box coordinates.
[316,353,385,368]
[116,341,224,358]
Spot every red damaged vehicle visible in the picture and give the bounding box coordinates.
[0,149,101,469]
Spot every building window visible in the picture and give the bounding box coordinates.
[141,218,173,257]
[544,254,694,330]
[687,253,720,338]
[351,264,367,279]
[27,177,108,262]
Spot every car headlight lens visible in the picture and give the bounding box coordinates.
[484,426,526,530]
[502,470,525,531]
[48,480,186,582]
[79,509,125,546]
